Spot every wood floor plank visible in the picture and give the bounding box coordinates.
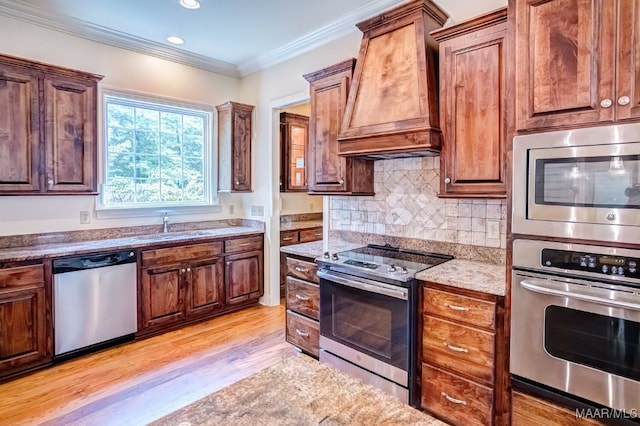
[0,304,295,426]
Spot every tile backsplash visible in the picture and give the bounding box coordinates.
[329,157,507,249]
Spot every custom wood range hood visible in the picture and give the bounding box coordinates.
[337,0,448,159]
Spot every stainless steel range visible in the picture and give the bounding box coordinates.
[316,244,453,405]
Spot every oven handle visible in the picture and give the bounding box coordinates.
[520,279,640,311]
[317,269,408,300]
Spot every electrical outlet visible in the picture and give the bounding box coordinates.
[80,211,90,224]
[486,220,499,240]
[251,205,264,216]
[228,204,235,214]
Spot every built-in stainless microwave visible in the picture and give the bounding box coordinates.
[513,123,640,244]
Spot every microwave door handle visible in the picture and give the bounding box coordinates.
[520,279,640,311]
[317,270,408,300]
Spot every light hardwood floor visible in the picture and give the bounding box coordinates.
[0,304,296,426]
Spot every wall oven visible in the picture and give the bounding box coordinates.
[511,239,640,413]
[316,245,452,405]
[513,122,640,244]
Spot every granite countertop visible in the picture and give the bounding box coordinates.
[279,240,361,260]
[0,227,263,263]
[280,220,323,232]
[416,259,507,296]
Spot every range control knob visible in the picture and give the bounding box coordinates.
[323,251,330,259]
[400,266,408,274]
[331,253,339,261]
[388,264,397,272]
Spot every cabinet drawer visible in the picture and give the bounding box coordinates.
[512,391,605,426]
[280,231,299,246]
[423,315,495,384]
[421,363,493,426]
[141,242,223,267]
[286,257,318,283]
[286,310,319,357]
[0,264,44,290]
[424,287,496,330]
[286,277,319,320]
[224,235,263,254]
[299,227,323,243]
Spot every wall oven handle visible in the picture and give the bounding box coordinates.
[520,279,640,311]
[317,269,408,300]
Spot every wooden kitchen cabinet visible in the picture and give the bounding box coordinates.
[0,54,102,194]
[280,112,309,192]
[138,235,263,337]
[284,254,320,357]
[419,282,506,426]
[0,262,51,380]
[279,225,322,295]
[512,391,605,426]
[303,59,374,195]
[515,0,640,131]
[216,101,254,192]
[432,9,508,198]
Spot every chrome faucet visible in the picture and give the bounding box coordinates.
[162,212,169,233]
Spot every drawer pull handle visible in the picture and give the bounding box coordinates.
[295,329,309,337]
[445,343,469,353]
[441,392,467,406]
[447,304,469,312]
[294,266,309,272]
[295,294,309,301]
[239,243,251,247]
[283,237,293,241]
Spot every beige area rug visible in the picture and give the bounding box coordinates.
[151,354,447,426]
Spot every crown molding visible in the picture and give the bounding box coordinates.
[236,0,411,77]
[0,0,412,79]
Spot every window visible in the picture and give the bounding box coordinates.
[102,92,214,210]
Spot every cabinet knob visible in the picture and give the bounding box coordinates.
[47,179,54,188]
[186,267,191,272]
[444,177,451,184]
[338,179,344,185]
[235,180,240,185]
[600,98,613,108]
[181,268,186,273]
[618,96,631,106]
[226,261,232,266]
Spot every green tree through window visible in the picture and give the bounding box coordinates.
[104,94,212,208]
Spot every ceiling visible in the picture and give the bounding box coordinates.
[0,0,507,78]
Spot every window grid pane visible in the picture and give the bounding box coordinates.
[104,95,210,207]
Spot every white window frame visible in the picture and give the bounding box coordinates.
[97,88,219,218]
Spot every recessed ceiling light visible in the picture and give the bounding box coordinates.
[167,36,185,45]
[179,0,200,9]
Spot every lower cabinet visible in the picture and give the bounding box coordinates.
[419,282,506,425]
[512,391,605,426]
[279,225,322,296]
[284,254,320,357]
[0,262,51,379]
[138,234,263,336]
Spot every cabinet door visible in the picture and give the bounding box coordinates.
[515,0,616,130]
[231,106,251,192]
[616,0,640,121]
[0,264,49,378]
[0,67,40,192]
[186,257,225,317]
[140,265,185,330]
[281,112,309,192]
[308,72,350,193]
[225,251,263,305]
[438,20,507,197]
[43,75,97,193]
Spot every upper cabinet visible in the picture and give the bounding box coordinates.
[303,59,374,195]
[0,54,102,195]
[515,0,640,131]
[216,101,254,192]
[280,112,309,192]
[337,0,448,158]
[433,9,508,198]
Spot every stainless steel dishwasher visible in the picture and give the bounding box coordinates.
[53,249,138,359]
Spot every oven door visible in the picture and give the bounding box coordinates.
[318,269,413,384]
[511,270,640,412]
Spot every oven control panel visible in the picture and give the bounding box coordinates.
[541,249,639,278]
